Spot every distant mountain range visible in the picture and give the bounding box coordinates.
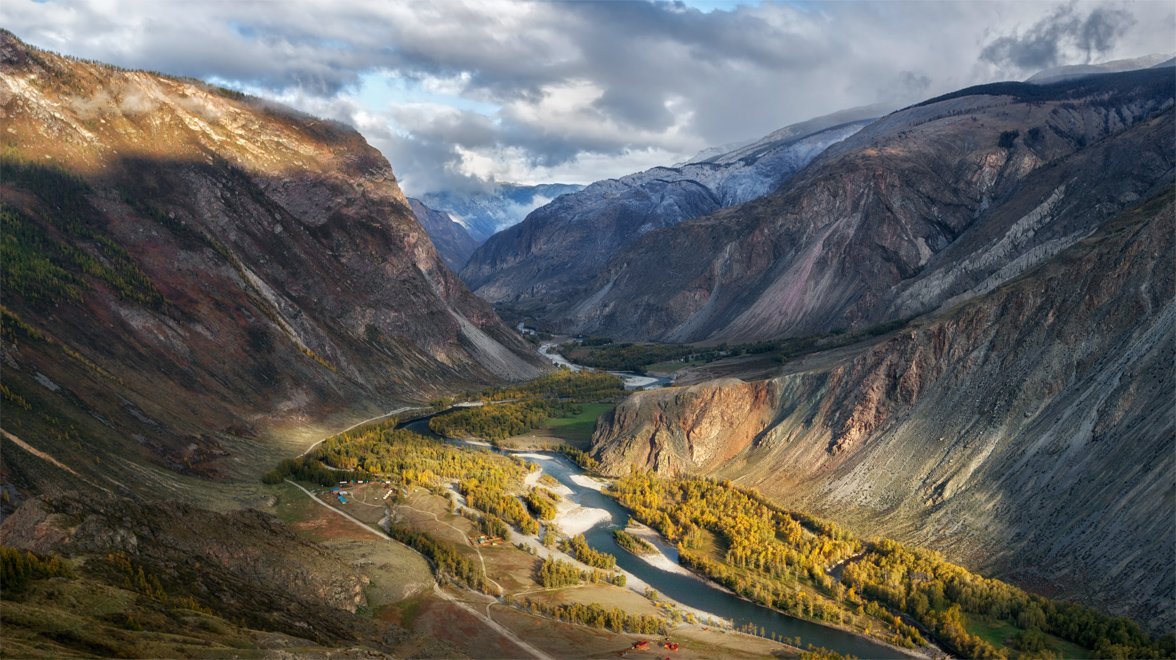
[419,182,583,244]
[461,106,885,321]
[1024,52,1173,84]
[465,65,1174,345]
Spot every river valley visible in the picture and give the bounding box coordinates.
[400,344,911,658]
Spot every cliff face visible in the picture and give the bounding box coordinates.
[460,116,872,320]
[593,378,782,476]
[0,32,542,487]
[509,68,1174,341]
[593,191,1176,633]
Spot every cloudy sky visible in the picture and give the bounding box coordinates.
[4,0,1173,194]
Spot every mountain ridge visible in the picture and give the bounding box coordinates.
[461,113,876,319]
[540,65,1173,342]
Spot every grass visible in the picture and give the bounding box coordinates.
[541,403,613,443]
[964,614,1093,659]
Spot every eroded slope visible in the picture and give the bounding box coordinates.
[593,191,1176,633]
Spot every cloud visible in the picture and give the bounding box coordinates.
[980,3,1136,70]
[3,0,1171,194]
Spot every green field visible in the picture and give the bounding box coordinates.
[541,403,613,443]
[965,614,1092,659]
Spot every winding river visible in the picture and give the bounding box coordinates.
[400,345,908,658]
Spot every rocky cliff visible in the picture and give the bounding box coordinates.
[460,112,876,320]
[509,67,1174,342]
[592,190,1175,633]
[408,197,479,270]
[0,31,543,489]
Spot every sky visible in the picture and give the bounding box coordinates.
[3,0,1173,195]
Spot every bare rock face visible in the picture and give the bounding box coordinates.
[594,378,781,476]
[0,31,543,485]
[592,192,1176,634]
[494,68,1174,342]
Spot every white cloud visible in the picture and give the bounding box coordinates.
[3,0,1172,194]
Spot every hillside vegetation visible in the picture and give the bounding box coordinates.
[610,472,1175,658]
[429,370,624,444]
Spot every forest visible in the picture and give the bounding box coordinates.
[536,557,625,589]
[0,546,75,594]
[428,370,624,443]
[560,534,616,570]
[265,420,543,533]
[0,158,165,310]
[385,524,487,593]
[609,472,1176,658]
[269,420,532,486]
[509,596,666,635]
[524,487,560,521]
[842,539,1175,659]
[460,478,539,535]
[613,529,656,555]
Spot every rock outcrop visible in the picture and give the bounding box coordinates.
[592,191,1176,634]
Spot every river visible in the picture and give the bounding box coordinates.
[400,415,907,658]
[537,340,672,391]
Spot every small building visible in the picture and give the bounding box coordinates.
[632,641,649,650]
[338,495,348,504]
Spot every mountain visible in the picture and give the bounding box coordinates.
[408,197,479,270]
[1025,53,1173,85]
[541,67,1174,342]
[591,188,1175,634]
[0,31,542,491]
[418,182,583,243]
[461,110,880,321]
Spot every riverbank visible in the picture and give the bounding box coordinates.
[601,489,928,658]
[539,340,672,390]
